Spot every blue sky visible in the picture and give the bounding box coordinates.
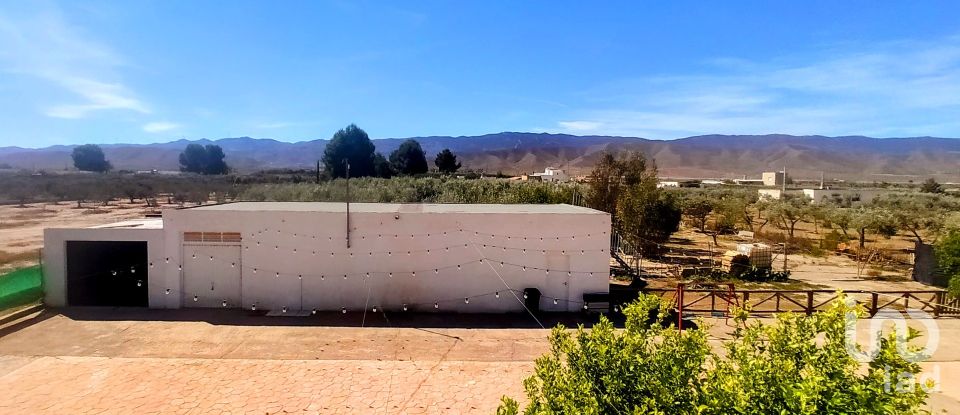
[1,1,959,147]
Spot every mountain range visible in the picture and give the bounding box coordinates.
[1,133,958,181]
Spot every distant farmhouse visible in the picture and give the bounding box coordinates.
[511,167,570,183]
[530,167,569,183]
[762,171,785,187]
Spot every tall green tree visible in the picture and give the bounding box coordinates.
[179,144,206,173]
[585,153,623,215]
[179,144,229,175]
[390,139,429,175]
[322,124,376,178]
[937,230,960,296]
[372,152,394,178]
[202,144,229,175]
[618,189,682,253]
[587,151,680,253]
[434,148,461,174]
[71,144,112,173]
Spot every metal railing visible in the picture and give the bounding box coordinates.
[641,288,947,317]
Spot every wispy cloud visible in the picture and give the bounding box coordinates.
[0,4,149,119]
[47,77,149,119]
[142,121,180,133]
[552,36,960,139]
[557,121,602,131]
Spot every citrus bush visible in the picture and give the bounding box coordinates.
[497,294,930,414]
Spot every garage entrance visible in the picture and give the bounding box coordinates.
[66,241,148,307]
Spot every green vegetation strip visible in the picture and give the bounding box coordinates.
[0,265,43,312]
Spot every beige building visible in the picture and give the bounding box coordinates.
[762,171,785,187]
[43,202,611,313]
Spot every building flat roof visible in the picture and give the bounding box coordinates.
[186,202,606,215]
[88,218,164,229]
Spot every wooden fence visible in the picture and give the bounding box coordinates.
[640,288,948,317]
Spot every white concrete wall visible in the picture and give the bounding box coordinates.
[757,188,782,200]
[161,205,610,313]
[803,188,887,205]
[43,227,165,307]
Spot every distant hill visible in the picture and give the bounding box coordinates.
[1,133,958,181]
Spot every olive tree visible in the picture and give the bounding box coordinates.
[769,196,810,238]
[681,194,714,232]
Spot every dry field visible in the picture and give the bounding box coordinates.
[0,201,170,273]
[641,224,929,293]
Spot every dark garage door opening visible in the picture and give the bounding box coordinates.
[67,241,148,307]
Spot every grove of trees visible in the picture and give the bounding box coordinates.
[389,139,429,175]
[321,124,460,178]
[240,176,579,204]
[179,144,229,175]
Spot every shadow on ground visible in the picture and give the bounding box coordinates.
[48,306,612,329]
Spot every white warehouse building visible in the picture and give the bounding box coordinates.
[43,202,611,313]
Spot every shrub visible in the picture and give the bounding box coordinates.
[497,294,930,414]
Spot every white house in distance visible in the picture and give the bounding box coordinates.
[802,188,889,205]
[530,167,569,183]
[42,202,611,313]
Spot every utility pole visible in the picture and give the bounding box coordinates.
[316,160,321,184]
[782,165,787,194]
[345,159,350,249]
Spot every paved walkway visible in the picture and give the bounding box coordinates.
[0,356,528,415]
[1,308,959,414]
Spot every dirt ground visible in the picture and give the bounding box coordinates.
[0,201,171,273]
[639,226,927,292]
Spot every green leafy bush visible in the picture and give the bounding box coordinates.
[937,230,960,297]
[497,294,930,415]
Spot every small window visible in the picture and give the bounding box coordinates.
[183,232,242,243]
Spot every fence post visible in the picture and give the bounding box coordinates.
[677,284,684,331]
[806,291,814,316]
[935,291,944,318]
[870,293,879,317]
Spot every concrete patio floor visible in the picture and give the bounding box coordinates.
[1,307,958,414]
